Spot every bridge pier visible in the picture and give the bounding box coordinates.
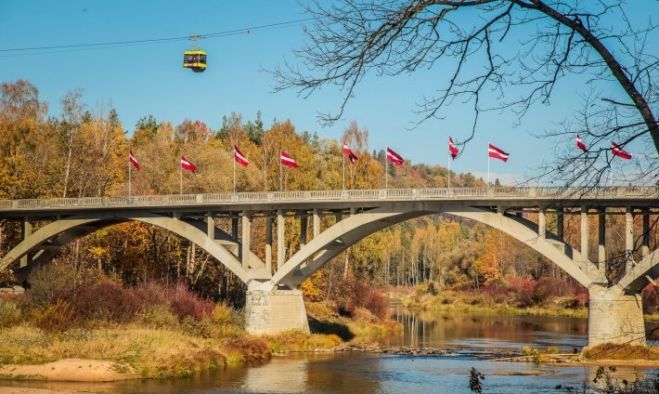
[588,285,645,347]
[244,287,309,335]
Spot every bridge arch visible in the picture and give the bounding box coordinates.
[617,249,659,292]
[0,212,250,282]
[270,204,596,289]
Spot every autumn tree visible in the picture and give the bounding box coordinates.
[0,80,50,199]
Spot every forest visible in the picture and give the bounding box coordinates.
[1,79,657,313]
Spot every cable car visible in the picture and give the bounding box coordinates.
[183,49,206,72]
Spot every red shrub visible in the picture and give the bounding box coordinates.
[327,276,388,320]
[481,280,512,304]
[508,277,536,307]
[169,282,214,321]
[574,291,589,308]
[532,277,574,304]
[133,281,170,309]
[642,284,659,314]
[72,280,140,323]
[353,282,389,320]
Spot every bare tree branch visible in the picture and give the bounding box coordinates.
[274,0,658,187]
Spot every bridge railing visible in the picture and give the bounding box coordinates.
[0,186,657,211]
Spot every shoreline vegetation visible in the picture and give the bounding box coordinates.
[0,302,401,382]
[4,276,659,382]
[3,265,659,383]
[0,265,401,382]
[388,284,659,323]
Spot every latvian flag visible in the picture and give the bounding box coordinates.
[129,150,140,170]
[448,137,459,159]
[280,151,299,168]
[180,155,197,173]
[386,147,404,166]
[488,143,509,162]
[611,142,632,160]
[233,145,249,167]
[343,143,358,164]
[576,134,588,152]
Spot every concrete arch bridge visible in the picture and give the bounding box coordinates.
[1,186,657,347]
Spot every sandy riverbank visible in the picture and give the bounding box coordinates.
[0,359,134,382]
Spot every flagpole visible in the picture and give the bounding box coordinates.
[385,148,389,190]
[447,154,451,190]
[180,155,183,195]
[233,151,236,194]
[279,156,283,191]
[128,156,132,197]
[487,146,490,188]
[349,162,353,190]
[342,153,346,191]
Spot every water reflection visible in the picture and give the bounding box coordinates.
[388,305,588,351]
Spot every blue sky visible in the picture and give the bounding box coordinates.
[0,0,653,184]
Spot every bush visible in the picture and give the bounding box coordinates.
[531,277,576,304]
[136,304,179,328]
[72,280,140,323]
[481,280,510,304]
[509,277,536,307]
[642,284,659,314]
[133,281,170,308]
[353,282,389,320]
[327,276,388,320]
[0,299,21,327]
[169,282,214,321]
[27,262,77,308]
[36,300,75,332]
[212,303,236,325]
[574,291,589,308]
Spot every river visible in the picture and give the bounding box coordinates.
[4,309,658,394]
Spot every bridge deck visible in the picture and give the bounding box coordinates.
[0,187,657,218]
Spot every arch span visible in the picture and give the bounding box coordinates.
[617,249,659,292]
[1,212,250,282]
[271,204,596,289]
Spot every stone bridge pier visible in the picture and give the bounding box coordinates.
[587,285,645,346]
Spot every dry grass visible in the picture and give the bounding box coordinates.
[583,344,659,361]
[0,324,269,378]
[265,330,342,354]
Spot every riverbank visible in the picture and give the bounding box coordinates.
[390,288,589,319]
[390,287,659,325]
[0,300,400,382]
[495,343,659,368]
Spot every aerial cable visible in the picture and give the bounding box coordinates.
[0,18,311,53]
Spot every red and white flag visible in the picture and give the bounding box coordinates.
[386,147,404,166]
[488,143,509,162]
[233,145,249,167]
[611,142,632,160]
[129,150,140,170]
[576,134,588,152]
[343,142,358,164]
[448,137,459,159]
[180,155,197,173]
[280,151,299,168]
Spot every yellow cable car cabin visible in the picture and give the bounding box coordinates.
[183,50,206,72]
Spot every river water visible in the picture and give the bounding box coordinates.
[5,309,658,394]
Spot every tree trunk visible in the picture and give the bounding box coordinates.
[63,146,72,198]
